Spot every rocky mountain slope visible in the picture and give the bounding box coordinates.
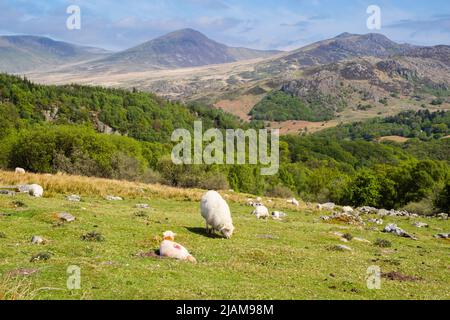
[0,35,111,73]
[64,29,281,72]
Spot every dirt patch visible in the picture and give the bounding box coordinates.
[378,136,409,143]
[214,95,262,121]
[269,120,338,135]
[7,268,39,277]
[382,271,422,282]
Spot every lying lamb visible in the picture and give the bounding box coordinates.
[159,231,196,263]
[201,191,235,239]
[15,167,26,174]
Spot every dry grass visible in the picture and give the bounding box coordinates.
[0,275,36,300]
[0,170,306,212]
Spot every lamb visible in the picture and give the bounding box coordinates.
[252,204,270,219]
[159,231,197,263]
[15,167,26,174]
[201,191,234,239]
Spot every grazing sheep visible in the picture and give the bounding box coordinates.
[201,191,235,239]
[15,167,26,174]
[28,184,44,198]
[159,231,196,263]
[252,205,270,219]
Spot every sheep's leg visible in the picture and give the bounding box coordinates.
[205,222,211,234]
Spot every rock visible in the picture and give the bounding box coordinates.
[368,218,384,225]
[106,195,123,201]
[434,233,450,239]
[383,224,417,240]
[377,209,390,217]
[321,203,336,211]
[413,222,429,228]
[324,212,364,226]
[31,236,46,245]
[342,206,354,214]
[436,213,448,220]
[67,195,81,202]
[30,252,52,262]
[136,204,150,209]
[331,231,345,237]
[57,212,76,222]
[358,206,379,214]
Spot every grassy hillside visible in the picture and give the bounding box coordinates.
[0,171,449,300]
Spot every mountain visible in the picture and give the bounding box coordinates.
[78,28,281,72]
[0,35,111,73]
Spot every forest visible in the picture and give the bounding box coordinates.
[0,74,449,214]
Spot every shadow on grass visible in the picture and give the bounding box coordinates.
[185,227,223,239]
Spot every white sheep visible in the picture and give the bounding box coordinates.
[28,184,44,198]
[287,198,300,207]
[15,167,26,174]
[252,204,270,219]
[201,191,235,239]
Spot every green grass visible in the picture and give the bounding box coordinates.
[0,193,449,300]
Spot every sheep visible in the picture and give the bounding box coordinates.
[15,167,26,174]
[272,211,287,220]
[287,198,300,207]
[28,184,44,198]
[252,204,270,219]
[159,231,196,263]
[201,191,234,239]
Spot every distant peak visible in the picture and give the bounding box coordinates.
[335,32,354,38]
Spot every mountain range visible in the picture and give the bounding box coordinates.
[1,29,448,132]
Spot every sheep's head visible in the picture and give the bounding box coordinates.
[220,224,234,239]
[163,231,176,241]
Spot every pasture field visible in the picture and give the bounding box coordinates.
[0,171,449,300]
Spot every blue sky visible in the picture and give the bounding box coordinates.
[1,0,449,51]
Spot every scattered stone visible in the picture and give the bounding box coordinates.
[30,252,52,262]
[377,209,390,217]
[7,268,39,277]
[342,206,354,214]
[326,212,364,226]
[81,231,105,242]
[57,212,76,223]
[434,233,450,239]
[381,271,422,282]
[436,213,448,220]
[31,236,46,245]
[413,222,429,228]
[374,238,392,248]
[67,195,81,202]
[321,203,336,211]
[136,204,150,209]
[368,218,384,225]
[330,245,353,252]
[331,231,344,237]
[383,224,417,240]
[358,206,379,214]
[106,195,123,201]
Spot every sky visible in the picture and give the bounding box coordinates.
[1,0,449,51]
